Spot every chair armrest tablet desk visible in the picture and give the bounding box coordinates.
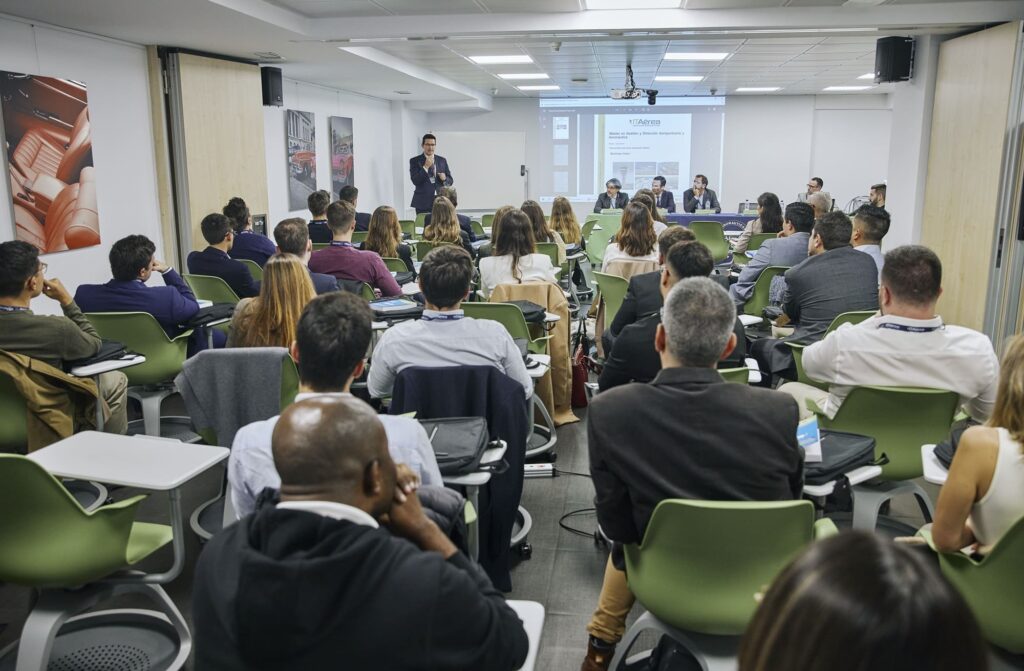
[69,356,147,431]
[921,444,949,486]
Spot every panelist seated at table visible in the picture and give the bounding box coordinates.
[187,213,261,299]
[651,175,675,213]
[682,174,721,214]
[593,178,629,213]
[196,396,528,670]
[0,240,128,434]
[75,234,225,355]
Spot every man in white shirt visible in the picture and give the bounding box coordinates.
[779,245,999,420]
[369,245,533,399]
[229,291,442,518]
[850,204,890,280]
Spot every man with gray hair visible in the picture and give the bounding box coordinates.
[806,191,831,220]
[580,277,804,670]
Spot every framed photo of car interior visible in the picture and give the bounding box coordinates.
[285,109,316,211]
[329,116,353,197]
[1,71,100,254]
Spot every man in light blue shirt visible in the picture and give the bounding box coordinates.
[229,291,442,519]
[731,202,816,308]
[850,204,890,281]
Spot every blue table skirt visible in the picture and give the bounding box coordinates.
[666,213,758,232]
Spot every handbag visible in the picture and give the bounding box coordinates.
[182,303,235,328]
[419,417,504,476]
[65,340,133,369]
[804,429,883,486]
[507,299,546,325]
[571,318,592,408]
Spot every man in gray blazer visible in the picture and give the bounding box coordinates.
[730,202,815,308]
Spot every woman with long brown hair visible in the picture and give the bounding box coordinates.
[478,209,557,298]
[733,192,784,255]
[423,196,473,254]
[362,205,414,272]
[550,196,582,246]
[477,204,516,259]
[228,254,316,348]
[602,201,658,271]
[521,199,566,264]
[633,188,668,234]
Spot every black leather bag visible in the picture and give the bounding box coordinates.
[507,299,546,324]
[65,340,132,369]
[419,417,502,476]
[804,430,881,486]
[182,303,235,328]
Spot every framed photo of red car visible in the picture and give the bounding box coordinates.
[285,109,316,211]
[1,71,100,254]
[329,116,353,197]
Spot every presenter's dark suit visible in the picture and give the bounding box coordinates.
[593,191,629,214]
[783,246,879,343]
[187,247,261,299]
[589,366,803,545]
[654,190,676,213]
[409,154,453,213]
[682,188,722,214]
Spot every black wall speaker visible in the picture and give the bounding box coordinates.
[261,67,283,107]
[874,37,915,83]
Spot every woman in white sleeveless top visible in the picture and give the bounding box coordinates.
[933,334,1024,553]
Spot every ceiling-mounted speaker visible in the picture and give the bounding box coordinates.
[874,37,915,83]
[261,66,283,107]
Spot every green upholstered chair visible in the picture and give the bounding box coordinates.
[480,213,495,229]
[536,242,563,280]
[382,257,409,274]
[471,219,488,239]
[399,219,416,239]
[462,302,551,355]
[351,231,368,244]
[743,265,788,318]
[733,232,776,267]
[238,258,262,282]
[415,240,456,261]
[182,273,241,305]
[690,220,732,266]
[787,310,875,388]
[592,272,630,328]
[718,367,749,384]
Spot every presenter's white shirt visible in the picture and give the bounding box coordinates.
[479,254,559,298]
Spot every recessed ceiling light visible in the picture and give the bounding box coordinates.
[664,52,729,61]
[823,85,873,91]
[586,0,680,7]
[736,87,780,92]
[498,73,549,80]
[858,73,875,80]
[518,85,560,91]
[469,55,532,65]
[654,75,704,82]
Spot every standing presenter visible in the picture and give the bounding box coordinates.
[409,133,453,214]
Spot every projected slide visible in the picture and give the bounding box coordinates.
[601,114,691,193]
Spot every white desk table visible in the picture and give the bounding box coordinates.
[922,444,948,485]
[70,355,147,430]
[508,600,545,671]
[27,432,228,583]
[196,299,213,308]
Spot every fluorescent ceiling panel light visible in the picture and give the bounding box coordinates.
[823,85,873,91]
[736,87,780,92]
[498,73,549,80]
[664,52,728,61]
[469,55,532,64]
[518,85,560,91]
[586,0,680,7]
[858,73,875,80]
[654,75,704,82]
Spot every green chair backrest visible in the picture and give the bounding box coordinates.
[748,232,775,252]
[400,220,417,239]
[625,499,817,635]
[359,282,375,302]
[593,272,630,326]
[382,257,408,273]
[415,212,428,228]
[937,513,1024,654]
[817,386,959,480]
[787,342,825,390]
[84,312,191,387]
[0,454,148,586]
[826,310,875,333]
[312,242,331,251]
[238,259,262,282]
[0,373,28,453]
[690,220,731,264]
[416,240,456,261]
[744,266,788,317]
[481,213,495,229]
[183,274,241,305]
[536,242,560,270]
[581,218,599,242]
[352,231,368,244]
[462,303,538,348]
[719,367,749,384]
[586,218,621,267]
[471,220,487,239]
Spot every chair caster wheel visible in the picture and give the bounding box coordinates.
[518,542,533,559]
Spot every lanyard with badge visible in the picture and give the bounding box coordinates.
[420,313,463,322]
[877,322,942,333]
[329,241,356,248]
[0,305,28,313]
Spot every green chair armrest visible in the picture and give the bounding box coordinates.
[785,341,807,351]
[170,328,195,342]
[813,517,839,539]
[91,494,148,515]
[916,527,984,567]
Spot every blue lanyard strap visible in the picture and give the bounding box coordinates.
[421,312,463,322]
[0,305,29,313]
[329,241,355,248]
[877,322,942,333]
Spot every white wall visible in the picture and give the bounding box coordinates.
[391,101,428,219]
[0,16,163,314]
[811,99,892,212]
[264,78,396,226]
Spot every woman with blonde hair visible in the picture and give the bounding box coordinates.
[478,209,558,298]
[602,201,658,271]
[423,196,473,255]
[521,199,566,264]
[228,254,316,348]
[362,205,414,272]
[932,334,1024,553]
[550,196,582,246]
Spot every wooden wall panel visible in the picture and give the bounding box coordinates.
[178,53,268,251]
[921,22,1020,330]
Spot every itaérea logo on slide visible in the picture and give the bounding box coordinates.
[629,118,661,127]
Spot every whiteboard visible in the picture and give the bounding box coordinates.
[436,131,526,210]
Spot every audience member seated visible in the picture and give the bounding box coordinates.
[779,245,998,421]
[223,196,275,267]
[423,196,473,255]
[422,186,475,242]
[851,203,890,279]
[869,182,887,209]
[732,192,784,255]
[476,204,515,259]
[681,174,721,213]
[228,254,315,349]
[630,192,667,236]
[550,195,582,249]
[362,205,414,272]
[602,202,658,271]
[738,532,987,671]
[479,209,558,298]
[581,277,803,670]
[594,178,629,213]
[730,202,814,308]
[75,234,224,355]
[369,245,532,399]
[599,241,747,391]
[0,240,128,434]
[806,191,831,220]
[931,334,1024,554]
[272,217,339,294]
[187,213,261,299]
[306,189,332,244]
[308,201,401,298]
[338,184,372,232]
[522,199,566,263]
[229,291,442,518]
[196,396,528,670]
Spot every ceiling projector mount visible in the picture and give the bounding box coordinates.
[611,65,658,105]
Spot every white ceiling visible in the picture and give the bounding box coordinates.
[1,0,1022,104]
